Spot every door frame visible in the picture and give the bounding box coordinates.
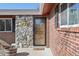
[33,17,46,46]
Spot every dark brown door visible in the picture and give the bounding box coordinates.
[33,17,46,46]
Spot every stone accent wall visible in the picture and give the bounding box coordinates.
[15,16,33,48]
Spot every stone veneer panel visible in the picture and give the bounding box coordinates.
[15,16,33,48]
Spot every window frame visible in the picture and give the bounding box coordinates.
[0,18,12,32]
[55,4,59,28]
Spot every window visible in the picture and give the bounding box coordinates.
[60,3,67,26]
[59,3,79,28]
[69,3,79,25]
[0,18,12,32]
[0,20,5,31]
[6,20,12,31]
[69,4,77,25]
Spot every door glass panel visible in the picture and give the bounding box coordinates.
[34,18,46,46]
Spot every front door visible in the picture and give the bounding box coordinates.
[33,17,46,46]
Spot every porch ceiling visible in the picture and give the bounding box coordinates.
[42,3,57,16]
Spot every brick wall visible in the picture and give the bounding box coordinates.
[0,32,15,45]
[0,15,15,45]
[47,6,79,56]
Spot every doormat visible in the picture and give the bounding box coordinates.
[33,48,45,50]
[15,52,29,56]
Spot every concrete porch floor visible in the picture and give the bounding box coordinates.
[17,48,53,56]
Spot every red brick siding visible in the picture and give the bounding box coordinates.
[48,7,79,56]
[0,15,15,45]
[0,32,15,45]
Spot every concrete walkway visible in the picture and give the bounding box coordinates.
[17,48,53,56]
